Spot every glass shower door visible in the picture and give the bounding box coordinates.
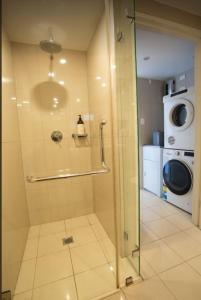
[111,0,140,283]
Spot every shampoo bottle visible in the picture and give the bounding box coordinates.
[77,114,85,135]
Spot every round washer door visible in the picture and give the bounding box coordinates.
[163,159,192,195]
[169,99,194,131]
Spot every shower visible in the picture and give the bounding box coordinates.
[40,31,62,54]
[40,30,62,78]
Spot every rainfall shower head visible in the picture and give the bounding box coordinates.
[40,39,62,54]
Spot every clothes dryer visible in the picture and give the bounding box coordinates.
[163,87,194,150]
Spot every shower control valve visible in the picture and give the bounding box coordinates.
[51,130,63,143]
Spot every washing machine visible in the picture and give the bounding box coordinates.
[163,87,195,150]
[163,148,194,213]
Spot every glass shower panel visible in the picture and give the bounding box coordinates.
[112,0,140,281]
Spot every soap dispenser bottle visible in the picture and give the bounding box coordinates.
[77,114,85,135]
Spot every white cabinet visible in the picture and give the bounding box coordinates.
[143,146,163,197]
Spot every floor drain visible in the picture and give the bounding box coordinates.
[62,236,74,245]
[125,276,133,286]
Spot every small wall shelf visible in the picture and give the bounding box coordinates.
[72,133,88,138]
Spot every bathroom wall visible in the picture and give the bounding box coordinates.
[87,12,116,242]
[174,68,194,91]
[2,31,30,294]
[137,78,164,186]
[12,42,93,225]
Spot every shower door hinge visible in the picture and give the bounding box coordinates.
[132,245,140,258]
[124,231,129,240]
[117,31,125,42]
[126,15,135,24]
[2,291,11,300]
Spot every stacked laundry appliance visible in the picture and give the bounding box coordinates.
[163,87,195,213]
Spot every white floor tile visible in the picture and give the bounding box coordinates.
[159,263,201,300]
[166,214,193,230]
[163,231,201,260]
[13,290,32,300]
[32,277,78,300]
[15,259,36,294]
[141,240,182,273]
[151,203,180,217]
[102,292,126,300]
[91,223,109,240]
[65,216,89,230]
[145,219,180,238]
[28,225,40,240]
[143,193,163,207]
[87,213,99,225]
[99,238,116,262]
[140,257,155,280]
[70,241,107,274]
[40,221,65,236]
[140,224,158,245]
[69,226,97,248]
[23,239,38,260]
[187,255,201,276]
[34,250,73,287]
[140,208,161,223]
[75,264,116,300]
[123,276,175,300]
[185,227,201,243]
[38,232,67,257]
[140,197,151,209]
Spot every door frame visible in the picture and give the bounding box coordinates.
[135,12,201,227]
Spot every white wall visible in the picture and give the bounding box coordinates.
[137,78,164,186]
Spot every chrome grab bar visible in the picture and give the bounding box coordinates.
[27,120,110,183]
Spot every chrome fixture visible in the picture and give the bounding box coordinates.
[40,29,62,78]
[72,133,88,138]
[40,29,62,54]
[27,120,110,183]
[99,120,107,168]
[62,236,74,245]
[51,130,63,143]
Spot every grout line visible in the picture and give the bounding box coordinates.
[67,223,80,300]
[31,225,41,300]
[30,274,74,291]
[185,258,201,278]
[156,274,178,300]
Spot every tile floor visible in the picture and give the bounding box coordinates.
[104,189,201,300]
[14,214,137,300]
[14,190,201,300]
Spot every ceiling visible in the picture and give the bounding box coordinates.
[136,28,195,80]
[2,0,104,51]
[154,0,201,17]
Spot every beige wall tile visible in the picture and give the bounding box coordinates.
[12,42,94,225]
[2,31,30,294]
[87,12,116,243]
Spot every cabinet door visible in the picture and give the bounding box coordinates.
[143,160,160,196]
